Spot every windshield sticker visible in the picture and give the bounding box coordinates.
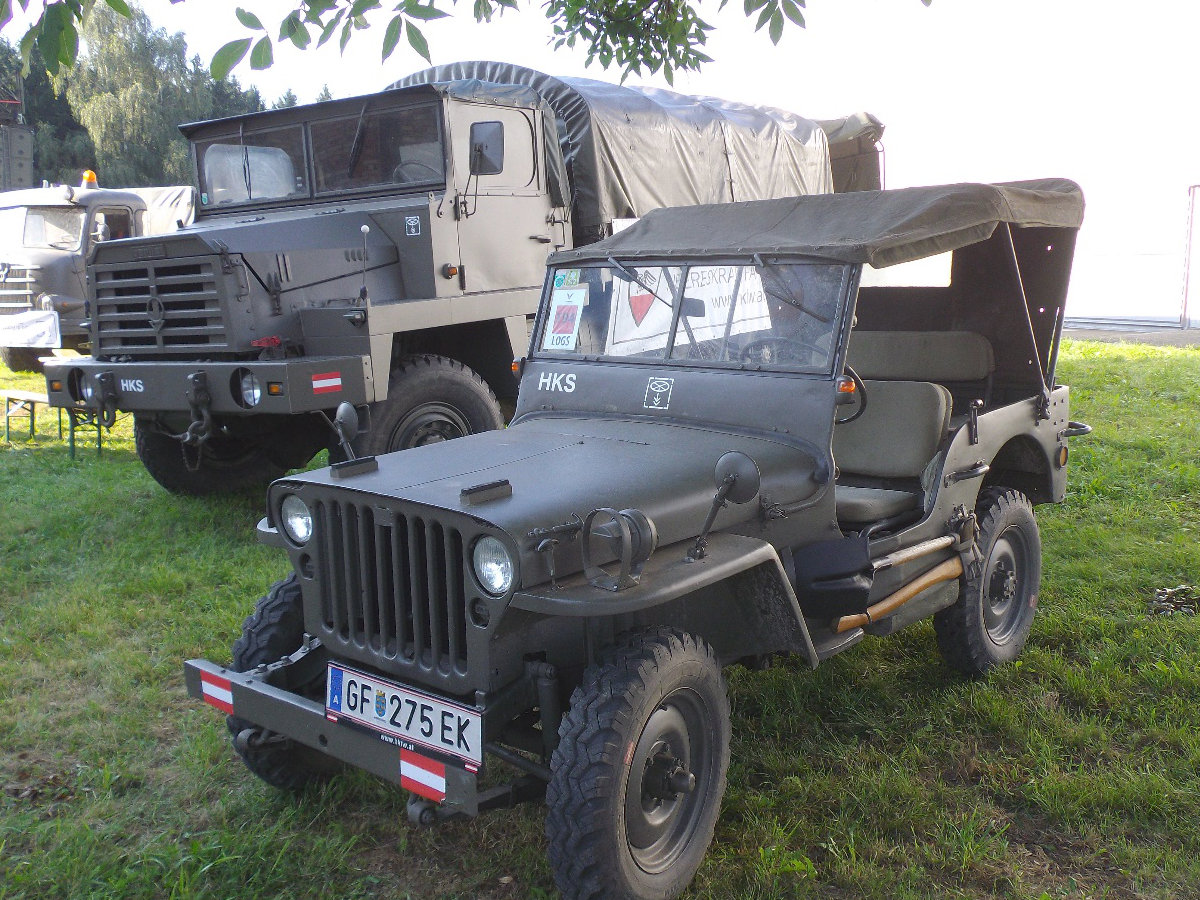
[644,377,674,410]
[542,285,587,352]
[608,269,674,356]
[553,268,581,289]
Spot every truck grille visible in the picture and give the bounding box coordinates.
[314,498,470,685]
[91,255,232,355]
[0,264,37,314]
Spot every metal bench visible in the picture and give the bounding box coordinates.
[1,389,103,458]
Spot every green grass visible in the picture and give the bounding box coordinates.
[2,340,1199,899]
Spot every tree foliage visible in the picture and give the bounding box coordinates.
[0,0,932,86]
[59,4,261,186]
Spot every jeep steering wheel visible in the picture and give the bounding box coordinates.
[835,365,868,425]
[739,336,824,366]
[392,161,440,183]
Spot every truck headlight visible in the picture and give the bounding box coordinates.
[79,375,95,402]
[473,536,514,596]
[280,494,313,544]
[233,368,262,408]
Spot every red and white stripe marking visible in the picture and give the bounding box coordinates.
[199,671,234,714]
[400,749,446,802]
[311,371,343,394]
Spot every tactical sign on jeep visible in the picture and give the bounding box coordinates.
[186,179,1089,899]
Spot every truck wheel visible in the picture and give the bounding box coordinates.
[227,574,339,791]
[354,354,502,457]
[135,420,285,496]
[1,346,43,373]
[934,488,1041,676]
[546,628,730,900]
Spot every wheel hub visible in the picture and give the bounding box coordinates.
[643,750,696,801]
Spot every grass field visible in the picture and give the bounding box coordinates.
[2,340,1198,899]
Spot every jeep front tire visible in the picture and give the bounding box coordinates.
[546,627,730,900]
[227,575,340,790]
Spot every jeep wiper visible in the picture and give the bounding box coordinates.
[606,256,672,311]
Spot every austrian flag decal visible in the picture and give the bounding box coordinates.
[400,749,446,802]
[199,671,234,714]
[311,371,342,394]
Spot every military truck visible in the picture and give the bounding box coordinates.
[43,62,883,495]
[185,179,1090,899]
[0,179,195,372]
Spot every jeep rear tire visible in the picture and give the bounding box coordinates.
[135,420,285,496]
[354,354,502,457]
[227,574,339,791]
[546,628,730,900]
[1,346,43,373]
[934,488,1041,675]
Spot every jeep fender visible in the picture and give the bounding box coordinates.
[511,532,819,667]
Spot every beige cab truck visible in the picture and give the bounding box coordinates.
[0,180,194,371]
[44,62,882,496]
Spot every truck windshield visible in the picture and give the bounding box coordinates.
[196,125,307,208]
[0,206,87,250]
[311,103,443,193]
[537,261,849,373]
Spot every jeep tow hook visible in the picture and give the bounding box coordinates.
[233,727,290,753]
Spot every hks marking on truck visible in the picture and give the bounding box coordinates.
[121,379,145,393]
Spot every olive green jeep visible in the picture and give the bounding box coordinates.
[186,179,1089,899]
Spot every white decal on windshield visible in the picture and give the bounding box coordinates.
[644,377,674,410]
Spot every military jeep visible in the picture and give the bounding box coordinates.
[186,179,1089,900]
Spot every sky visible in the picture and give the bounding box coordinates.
[12,0,1200,323]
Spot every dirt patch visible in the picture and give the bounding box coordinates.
[3,752,78,805]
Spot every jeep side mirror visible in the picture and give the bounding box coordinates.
[469,121,504,176]
[334,401,359,453]
[687,451,761,561]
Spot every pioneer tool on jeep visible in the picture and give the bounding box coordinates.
[186,179,1088,899]
[44,62,882,496]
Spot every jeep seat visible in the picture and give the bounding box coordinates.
[847,330,994,417]
[833,379,952,526]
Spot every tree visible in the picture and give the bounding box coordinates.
[315,83,332,102]
[61,4,263,186]
[0,0,930,87]
[272,87,299,109]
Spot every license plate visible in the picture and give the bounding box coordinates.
[325,664,483,765]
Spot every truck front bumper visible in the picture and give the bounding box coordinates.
[43,355,372,416]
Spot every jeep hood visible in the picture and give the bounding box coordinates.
[283,416,827,572]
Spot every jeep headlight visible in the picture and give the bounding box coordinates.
[473,536,514,596]
[280,494,313,544]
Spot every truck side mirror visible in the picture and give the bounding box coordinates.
[469,121,504,176]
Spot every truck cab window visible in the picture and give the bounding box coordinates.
[311,103,443,194]
[197,126,306,207]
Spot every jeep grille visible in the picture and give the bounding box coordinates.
[91,255,232,355]
[0,265,38,314]
[313,497,471,690]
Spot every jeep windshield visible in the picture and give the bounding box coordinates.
[536,260,850,373]
[0,206,86,250]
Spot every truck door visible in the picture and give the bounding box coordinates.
[445,102,560,296]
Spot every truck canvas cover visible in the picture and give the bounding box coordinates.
[551,179,1085,268]
[393,61,856,230]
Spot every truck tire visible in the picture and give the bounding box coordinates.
[227,574,339,791]
[546,628,730,900]
[354,354,503,457]
[135,420,285,496]
[934,488,1041,676]
[1,346,43,373]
